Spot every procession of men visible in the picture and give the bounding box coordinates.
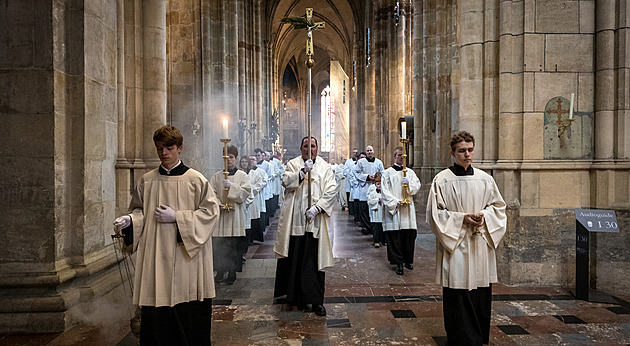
[113,125,505,345]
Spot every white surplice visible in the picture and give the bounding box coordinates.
[426,167,507,290]
[335,163,347,207]
[381,166,421,231]
[128,169,220,307]
[273,156,337,270]
[248,167,266,220]
[209,169,252,237]
[367,184,383,223]
[354,157,385,201]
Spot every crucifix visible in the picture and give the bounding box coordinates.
[281,9,325,209]
[305,8,324,209]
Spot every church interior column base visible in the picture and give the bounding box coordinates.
[0,262,131,333]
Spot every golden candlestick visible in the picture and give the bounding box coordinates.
[400,138,412,205]
[557,117,575,137]
[220,138,235,211]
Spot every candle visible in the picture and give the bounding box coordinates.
[401,121,406,139]
[569,93,574,120]
[223,119,228,139]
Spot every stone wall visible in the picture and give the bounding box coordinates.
[415,0,630,296]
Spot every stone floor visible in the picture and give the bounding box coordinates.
[2,206,630,345]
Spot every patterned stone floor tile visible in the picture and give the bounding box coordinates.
[409,301,444,318]
[572,323,630,344]
[509,315,575,334]
[391,309,417,318]
[497,324,529,335]
[553,314,587,324]
[9,207,630,346]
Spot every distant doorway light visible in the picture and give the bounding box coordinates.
[321,85,335,152]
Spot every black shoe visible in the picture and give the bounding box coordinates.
[226,270,236,284]
[214,271,226,283]
[395,264,404,275]
[314,304,326,316]
[404,263,413,270]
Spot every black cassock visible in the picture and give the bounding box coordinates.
[273,233,325,306]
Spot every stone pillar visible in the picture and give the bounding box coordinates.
[498,0,524,164]
[412,0,424,178]
[433,0,455,170]
[350,30,362,159]
[421,0,436,177]
[117,0,126,163]
[237,0,247,153]
[254,1,263,150]
[594,1,615,160]
[253,0,262,151]
[388,0,411,158]
[225,0,239,144]
[459,0,484,144]
[201,0,227,175]
[375,0,387,155]
[364,0,376,153]
[482,0,499,162]
[0,1,58,329]
[142,0,167,159]
[1,1,127,333]
[420,0,456,173]
[619,1,630,160]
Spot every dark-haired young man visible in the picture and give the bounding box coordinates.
[381,147,421,275]
[210,145,252,284]
[426,131,507,345]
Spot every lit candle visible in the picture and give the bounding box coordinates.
[569,93,574,120]
[223,119,228,139]
[401,121,406,139]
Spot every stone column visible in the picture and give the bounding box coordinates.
[142,0,167,159]
[117,0,126,163]
[498,0,524,163]
[412,0,425,177]
[421,0,436,176]
[594,0,615,160]
[619,1,630,160]
[459,0,484,142]
[0,3,58,330]
[201,0,226,174]
[364,0,376,153]
[254,0,263,150]
[482,0,499,162]
[435,0,455,169]
[225,0,239,142]
[1,1,127,333]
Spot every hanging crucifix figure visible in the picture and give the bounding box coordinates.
[281,8,324,209]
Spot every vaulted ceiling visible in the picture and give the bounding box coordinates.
[265,0,361,85]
